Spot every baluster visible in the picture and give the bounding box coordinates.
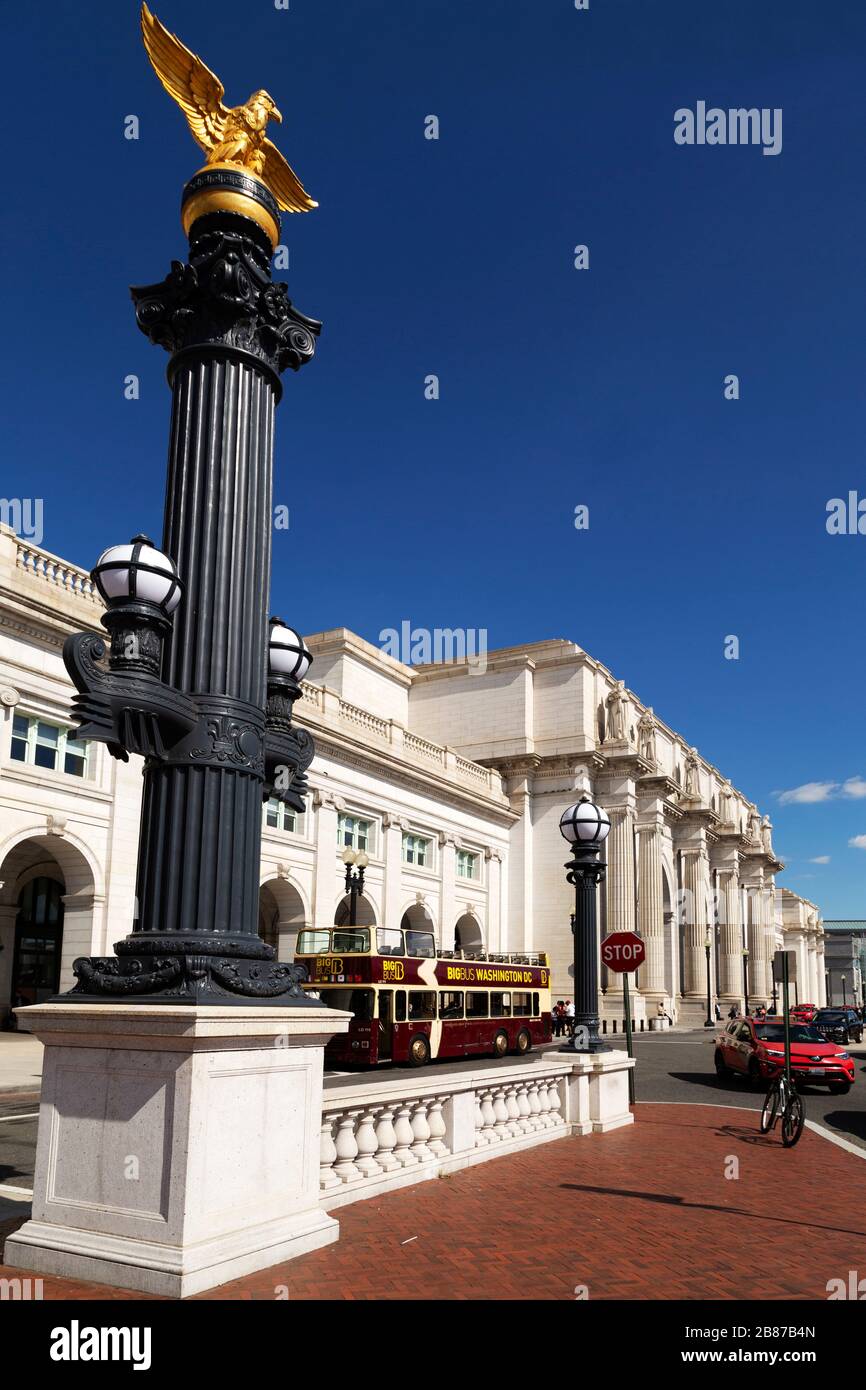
[537,1081,552,1128]
[409,1100,433,1163]
[515,1083,532,1134]
[505,1086,522,1138]
[492,1088,510,1140]
[373,1106,402,1173]
[426,1096,449,1157]
[333,1110,362,1183]
[474,1092,488,1147]
[480,1088,498,1141]
[354,1110,381,1177]
[392,1104,420,1167]
[526,1081,542,1131]
[319,1116,341,1191]
[553,1078,567,1123]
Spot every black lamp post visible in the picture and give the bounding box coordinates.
[56,162,323,1007]
[771,974,778,1014]
[558,795,611,1053]
[341,849,369,928]
[842,974,848,1007]
[704,930,714,1028]
[742,947,750,1015]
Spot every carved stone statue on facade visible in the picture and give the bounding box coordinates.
[748,808,762,844]
[637,708,657,765]
[605,680,627,742]
[684,746,701,800]
[761,814,774,856]
[718,778,733,825]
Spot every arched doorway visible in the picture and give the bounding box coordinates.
[258,878,309,962]
[11,877,64,1007]
[400,902,435,934]
[454,911,484,955]
[334,893,376,928]
[0,833,99,1026]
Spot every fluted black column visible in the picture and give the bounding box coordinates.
[561,844,609,1053]
[61,173,322,1005]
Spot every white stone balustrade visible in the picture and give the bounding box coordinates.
[317,1050,633,1211]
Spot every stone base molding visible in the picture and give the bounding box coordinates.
[3,1002,350,1297]
[318,1050,634,1210]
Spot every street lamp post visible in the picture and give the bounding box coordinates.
[842,974,848,1007]
[742,947,750,1016]
[558,796,611,1053]
[341,848,369,928]
[704,930,714,1027]
[55,127,322,1007]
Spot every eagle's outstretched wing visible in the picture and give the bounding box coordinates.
[261,139,318,213]
[141,3,229,154]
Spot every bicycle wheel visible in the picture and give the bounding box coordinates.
[760,1081,780,1133]
[781,1092,805,1148]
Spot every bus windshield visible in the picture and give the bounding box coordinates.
[332,929,370,953]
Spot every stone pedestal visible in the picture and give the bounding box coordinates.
[3,1002,350,1297]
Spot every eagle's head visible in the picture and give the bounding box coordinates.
[249,89,283,124]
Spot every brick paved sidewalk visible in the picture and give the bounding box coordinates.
[2,1103,865,1301]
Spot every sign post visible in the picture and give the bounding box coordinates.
[600,930,646,1104]
[773,949,798,1086]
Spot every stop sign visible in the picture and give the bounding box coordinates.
[600,931,646,973]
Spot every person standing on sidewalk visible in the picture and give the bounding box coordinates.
[565,999,575,1037]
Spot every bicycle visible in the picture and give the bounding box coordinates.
[760,1068,805,1148]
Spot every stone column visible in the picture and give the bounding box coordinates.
[486,848,503,952]
[382,815,405,928]
[745,881,769,1003]
[636,825,665,994]
[0,902,16,1025]
[439,833,457,951]
[717,870,742,1001]
[681,849,709,998]
[312,793,339,932]
[606,809,636,935]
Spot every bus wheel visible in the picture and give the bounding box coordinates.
[408,1034,431,1067]
[493,1030,509,1058]
[516,1029,531,1055]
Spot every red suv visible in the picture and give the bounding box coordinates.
[791,1004,817,1023]
[715,1017,855,1094]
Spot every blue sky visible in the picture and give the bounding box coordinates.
[3,0,865,914]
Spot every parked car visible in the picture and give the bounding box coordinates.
[813,1008,863,1044]
[790,1003,817,1023]
[714,1017,855,1093]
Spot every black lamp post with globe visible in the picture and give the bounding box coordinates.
[558,795,611,1053]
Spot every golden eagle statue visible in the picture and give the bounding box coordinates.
[140,2,317,213]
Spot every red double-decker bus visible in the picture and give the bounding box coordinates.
[295,924,552,1067]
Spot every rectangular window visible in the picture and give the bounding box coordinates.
[402,832,430,868]
[337,813,373,854]
[264,797,299,833]
[297,930,331,954]
[491,991,512,1018]
[513,991,531,1016]
[395,990,406,1022]
[408,990,436,1022]
[456,849,478,880]
[332,929,370,954]
[439,991,464,1019]
[377,928,404,956]
[8,714,89,780]
[466,991,488,1019]
[405,929,436,959]
[533,992,540,1017]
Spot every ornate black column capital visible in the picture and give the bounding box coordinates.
[131,211,321,391]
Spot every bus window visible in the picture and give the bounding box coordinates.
[466,992,488,1018]
[395,990,406,1022]
[377,928,404,956]
[297,929,330,954]
[513,991,531,1016]
[439,991,464,1019]
[405,930,436,959]
[319,988,373,1020]
[332,929,370,953]
[532,992,540,1017]
[491,992,512,1017]
[408,990,436,1021]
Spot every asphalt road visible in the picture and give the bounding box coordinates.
[2,1030,864,1195]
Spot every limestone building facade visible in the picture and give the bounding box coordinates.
[0,525,824,1028]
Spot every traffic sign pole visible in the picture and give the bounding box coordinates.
[622,971,635,1104]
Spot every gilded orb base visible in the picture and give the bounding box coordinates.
[181,163,281,249]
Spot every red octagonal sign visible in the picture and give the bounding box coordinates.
[600,931,646,973]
